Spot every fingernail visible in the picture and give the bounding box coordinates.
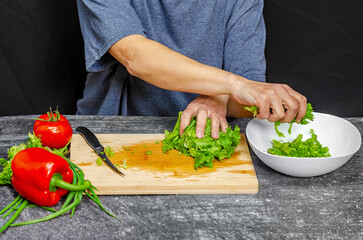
[197,131,204,138]
[212,131,219,139]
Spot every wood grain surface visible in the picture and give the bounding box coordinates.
[70,133,258,194]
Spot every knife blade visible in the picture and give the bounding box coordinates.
[76,126,125,177]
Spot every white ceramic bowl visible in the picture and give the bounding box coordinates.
[246,112,362,177]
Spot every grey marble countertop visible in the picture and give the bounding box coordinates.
[0,115,362,240]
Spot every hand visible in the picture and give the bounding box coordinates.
[230,78,307,123]
[180,95,229,139]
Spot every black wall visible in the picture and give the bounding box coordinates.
[0,0,86,115]
[264,0,363,117]
[0,0,362,116]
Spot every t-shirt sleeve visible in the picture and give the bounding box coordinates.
[223,0,266,82]
[76,0,146,72]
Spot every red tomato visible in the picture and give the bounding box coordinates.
[33,110,73,149]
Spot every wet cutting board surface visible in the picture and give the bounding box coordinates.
[70,134,258,195]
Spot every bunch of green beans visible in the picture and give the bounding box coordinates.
[0,155,114,234]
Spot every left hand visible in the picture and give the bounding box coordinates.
[180,95,229,139]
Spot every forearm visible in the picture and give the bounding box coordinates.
[210,94,255,118]
[108,34,241,96]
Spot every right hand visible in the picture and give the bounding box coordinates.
[180,95,229,139]
[231,78,307,123]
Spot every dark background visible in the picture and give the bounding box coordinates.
[0,0,362,116]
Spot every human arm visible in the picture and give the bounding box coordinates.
[108,34,236,96]
[109,34,306,131]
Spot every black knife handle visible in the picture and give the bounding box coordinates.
[76,126,103,152]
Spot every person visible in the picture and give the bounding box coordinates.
[76,0,307,139]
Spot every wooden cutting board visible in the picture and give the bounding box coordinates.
[70,134,258,195]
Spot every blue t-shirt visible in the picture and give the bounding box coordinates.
[76,0,266,116]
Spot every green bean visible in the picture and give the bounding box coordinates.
[89,188,102,204]
[89,188,115,217]
[0,199,28,233]
[72,166,83,184]
[69,161,84,180]
[39,206,58,212]
[60,167,78,210]
[84,190,100,206]
[2,198,23,218]
[70,199,77,218]
[84,190,115,217]
[60,191,76,211]
[91,185,99,192]
[0,195,21,215]
[71,167,78,185]
[70,192,82,218]
[70,166,83,215]
[23,204,57,212]
[23,204,36,210]
[10,196,82,227]
[84,189,97,202]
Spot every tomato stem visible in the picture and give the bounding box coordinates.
[33,106,61,122]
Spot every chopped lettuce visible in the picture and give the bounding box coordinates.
[268,129,331,157]
[104,146,114,158]
[96,157,104,166]
[120,158,128,169]
[162,112,241,169]
[243,106,258,118]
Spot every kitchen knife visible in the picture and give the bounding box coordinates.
[76,126,125,177]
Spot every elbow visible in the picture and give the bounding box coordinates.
[108,35,148,78]
[119,51,151,80]
[123,58,138,77]
[110,46,139,77]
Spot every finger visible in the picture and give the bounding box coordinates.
[268,97,285,122]
[220,116,228,132]
[279,98,299,123]
[195,108,208,138]
[256,95,270,120]
[280,106,297,123]
[282,85,307,122]
[180,109,194,136]
[296,100,307,123]
[210,113,220,139]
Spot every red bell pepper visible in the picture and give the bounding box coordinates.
[11,148,91,207]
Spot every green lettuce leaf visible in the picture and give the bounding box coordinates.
[162,112,241,169]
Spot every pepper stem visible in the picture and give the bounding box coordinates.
[50,173,91,192]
